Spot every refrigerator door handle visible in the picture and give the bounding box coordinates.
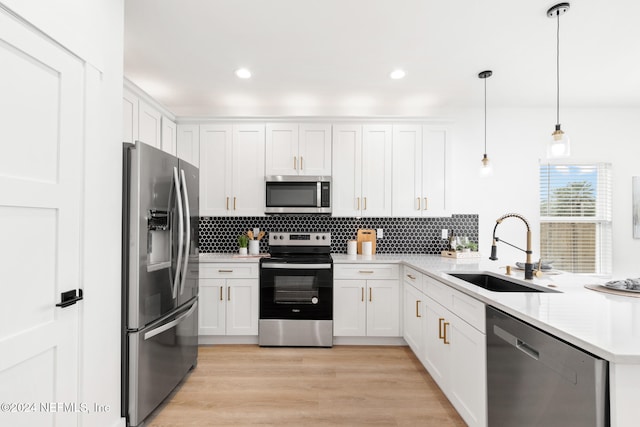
[179,169,190,296]
[172,167,184,299]
[143,300,198,341]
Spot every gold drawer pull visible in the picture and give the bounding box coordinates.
[219,287,223,301]
[407,274,416,280]
[369,288,372,302]
[227,287,231,301]
[416,300,421,318]
[226,197,229,210]
[294,156,297,170]
[234,197,237,210]
[361,287,364,302]
[300,156,303,170]
[357,197,360,210]
[218,269,233,273]
[423,197,428,210]
[364,197,367,210]
[359,270,374,274]
[416,197,421,210]
[443,322,450,344]
[438,317,445,339]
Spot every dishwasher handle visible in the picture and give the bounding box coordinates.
[493,325,539,360]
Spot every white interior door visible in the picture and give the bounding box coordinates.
[0,9,83,427]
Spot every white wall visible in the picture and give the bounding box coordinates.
[446,106,640,278]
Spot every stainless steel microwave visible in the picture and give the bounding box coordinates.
[265,176,331,214]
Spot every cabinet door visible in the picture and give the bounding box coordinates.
[161,116,177,155]
[423,296,450,391]
[392,125,422,216]
[198,279,226,336]
[265,123,298,176]
[331,125,362,216]
[200,124,232,216]
[448,317,487,427]
[299,124,331,175]
[366,280,399,336]
[333,279,366,336]
[403,282,424,357]
[138,100,162,148]
[362,125,392,216]
[177,124,200,166]
[226,279,259,335]
[422,126,449,216]
[123,88,138,143]
[231,124,265,216]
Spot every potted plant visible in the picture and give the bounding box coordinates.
[238,234,249,255]
[467,242,478,252]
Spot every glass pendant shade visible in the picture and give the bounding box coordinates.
[480,154,493,176]
[548,124,570,158]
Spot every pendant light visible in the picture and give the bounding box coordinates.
[547,2,571,158]
[479,70,493,176]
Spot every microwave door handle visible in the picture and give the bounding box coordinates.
[172,167,184,299]
[179,169,190,296]
[317,181,321,208]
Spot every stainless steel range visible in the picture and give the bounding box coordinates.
[259,232,333,347]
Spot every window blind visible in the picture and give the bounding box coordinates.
[539,163,612,274]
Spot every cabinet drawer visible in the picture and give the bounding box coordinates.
[424,274,485,333]
[199,263,258,279]
[334,264,399,280]
[403,266,423,293]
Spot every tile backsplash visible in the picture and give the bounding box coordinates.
[199,214,478,254]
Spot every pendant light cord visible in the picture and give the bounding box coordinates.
[556,11,560,125]
[484,77,487,154]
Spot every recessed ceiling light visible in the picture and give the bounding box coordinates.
[235,68,251,79]
[389,69,406,80]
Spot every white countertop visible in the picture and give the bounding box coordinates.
[201,252,640,364]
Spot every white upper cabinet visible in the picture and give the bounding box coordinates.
[265,123,331,176]
[138,100,162,149]
[332,124,392,217]
[200,123,265,217]
[177,124,200,166]
[392,124,450,217]
[161,116,177,156]
[123,88,138,143]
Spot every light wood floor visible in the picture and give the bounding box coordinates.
[146,345,466,427]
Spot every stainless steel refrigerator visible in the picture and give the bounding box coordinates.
[121,141,199,426]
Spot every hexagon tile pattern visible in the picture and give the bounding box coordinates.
[199,214,478,254]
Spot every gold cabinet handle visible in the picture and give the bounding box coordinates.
[357,197,360,210]
[294,156,297,170]
[406,274,416,280]
[416,197,421,210]
[359,270,374,274]
[443,322,450,344]
[416,300,421,318]
[361,287,364,302]
[438,317,445,339]
[227,287,231,301]
[423,197,428,210]
[369,288,372,302]
[364,197,367,210]
[226,197,229,210]
[219,286,223,301]
[218,269,233,273]
[234,197,237,210]
[300,156,303,170]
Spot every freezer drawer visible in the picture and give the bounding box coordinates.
[487,306,609,427]
[127,300,198,426]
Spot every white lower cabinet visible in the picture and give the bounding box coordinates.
[333,264,400,337]
[199,264,259,336]
[403,267,487,427]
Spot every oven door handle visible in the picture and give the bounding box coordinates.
[261,263,332,270]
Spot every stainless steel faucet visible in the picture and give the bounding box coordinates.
[489,213,534,280]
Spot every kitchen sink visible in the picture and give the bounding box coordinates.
[446,273,559,293]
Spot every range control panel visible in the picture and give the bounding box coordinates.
[268,232,331,246]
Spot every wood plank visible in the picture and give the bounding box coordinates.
[146,345,466,427]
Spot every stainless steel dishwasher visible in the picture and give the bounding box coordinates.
[486,306,609,427]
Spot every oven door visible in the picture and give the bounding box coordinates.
[260,262,333,320]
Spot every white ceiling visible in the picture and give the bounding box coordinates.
[124,0,640,117]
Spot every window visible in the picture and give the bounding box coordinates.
[539,163,612,275]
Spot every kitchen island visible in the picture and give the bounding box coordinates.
[201,253,640,426]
